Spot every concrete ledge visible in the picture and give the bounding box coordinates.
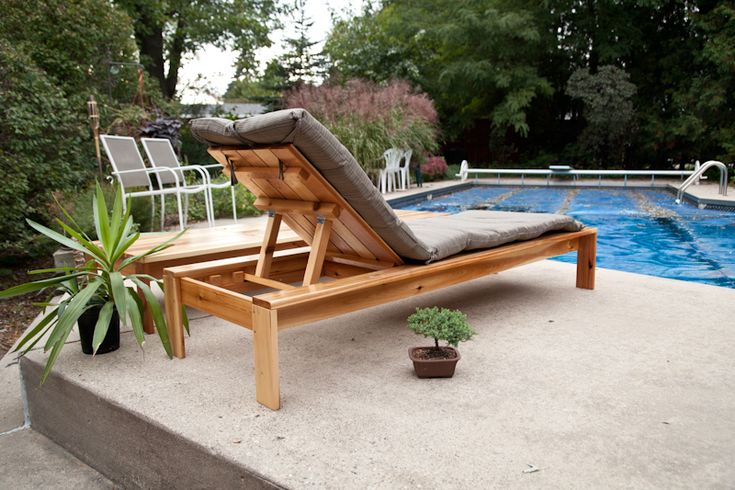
[22,359,281,489]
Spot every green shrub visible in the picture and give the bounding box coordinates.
[0,41,92,262]
[171,175,261,223]
[407,307,476,348]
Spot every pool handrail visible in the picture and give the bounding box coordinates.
[675,160,728,204]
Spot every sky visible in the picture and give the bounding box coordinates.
[177,0,366,104]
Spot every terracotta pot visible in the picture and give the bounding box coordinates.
[408,346,461,378]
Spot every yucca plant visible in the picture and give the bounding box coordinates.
[0,183,185,382]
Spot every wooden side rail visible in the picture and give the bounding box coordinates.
[256,228,597,329]
[164,227,597,411]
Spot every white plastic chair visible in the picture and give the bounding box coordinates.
[380,148,403,194]
[399,149,412,190]
[141,138,237,223]
[100,135,212,230]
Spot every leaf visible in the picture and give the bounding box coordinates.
[109,230,140,265]
[55,218,109,268]
[43,280,102,352]
[130,278,172,358]
[26,219,107,266]
[93,182,111,250]
[126,289,145,347]
[118,228,186,269]
[109,272,127,327]
[182,305,190,335]
[0,272,88,298]
[40,322,77,384]
[107,183,124,250]
[52,193,91,242]
[92,301,114,354]
[13,306,59,354]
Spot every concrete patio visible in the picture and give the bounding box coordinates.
[12,259,735,488]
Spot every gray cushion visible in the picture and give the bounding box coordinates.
[406,210,583,261]
[190,109,584,263]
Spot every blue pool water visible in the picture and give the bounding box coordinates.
[397,186,735,288]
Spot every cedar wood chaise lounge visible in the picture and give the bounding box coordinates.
[163,109,597,410]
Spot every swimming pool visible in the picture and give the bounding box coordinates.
[396,186,735,288]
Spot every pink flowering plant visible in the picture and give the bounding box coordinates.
[420,156,449,181]
[285,79,439,178]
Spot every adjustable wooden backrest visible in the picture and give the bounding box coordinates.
[208,144,403,286]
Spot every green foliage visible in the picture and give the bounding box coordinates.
[0,40,92,261]
[407,307,476,348]
[0,0,138,100]
[0,183,185,382]
[325,0,735,168]
[285,80,440,178]
[224,59,290,110]
[566,65,637,167]
[116,0,281,98]
[324,2,428,85]
[325,1,550,140]
[185,175,261,221]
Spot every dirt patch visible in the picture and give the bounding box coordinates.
[0,257,54,358]
[411,346,458,360]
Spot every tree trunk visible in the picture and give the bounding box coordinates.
[164,18,186,99]
[131,6,166,96]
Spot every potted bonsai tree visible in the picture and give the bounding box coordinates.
[0,183,184,383]
[407,307,476,378]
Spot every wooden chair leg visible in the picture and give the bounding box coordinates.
[252,305,280,410]
[163,272,186,358]
[303,218,332,286]
[576,232,596,290]
[255,212,282,278]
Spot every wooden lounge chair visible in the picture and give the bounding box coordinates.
[163,109,597,410]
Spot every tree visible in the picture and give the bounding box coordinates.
[280,0,327,86]
[566,65,637,167]
[224,58,290,110]
[116,0,281,99]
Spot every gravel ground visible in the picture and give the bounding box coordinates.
[0,257,53,358]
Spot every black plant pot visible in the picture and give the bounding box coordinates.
[78,305,120,355]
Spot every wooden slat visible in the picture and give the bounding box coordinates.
[254,198,341,219]
[164,249,310,279]
[243,273,297,291]
[325,254,394,271]
[180,277,254,329]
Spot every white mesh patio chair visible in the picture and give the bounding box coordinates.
[141,137,237,223]
[100,135,212,231]
[380,148,403,194]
